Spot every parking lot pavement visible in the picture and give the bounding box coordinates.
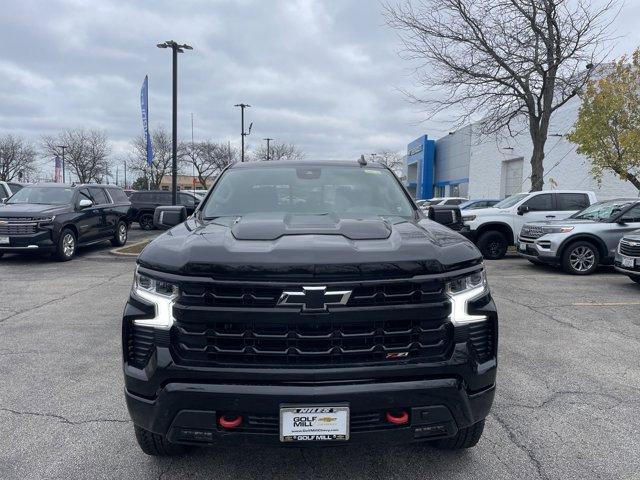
[0,254,639,480]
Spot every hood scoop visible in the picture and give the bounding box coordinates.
[231,213,392,241]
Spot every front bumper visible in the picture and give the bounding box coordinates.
[0,230,55,252]
[126,378,495,446]
[614,252,640,277]
[515,234,564,264]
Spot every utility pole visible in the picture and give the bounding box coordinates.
[57,145,68,183]
[157,40,193,205]
[263,138,274,161]
[234,103,251,162]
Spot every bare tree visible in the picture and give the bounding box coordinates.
[129,126,174,189]
[42,128,111,183]
[372,150,405,180]
[181,141,238,188]
[0,134,36,181]
[252,142,305,161]
[385,0,618,190]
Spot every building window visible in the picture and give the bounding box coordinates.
[450,184,460,196]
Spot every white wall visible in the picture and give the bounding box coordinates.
[466,98,639,200]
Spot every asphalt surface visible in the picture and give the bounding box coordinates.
[1,244,639,479]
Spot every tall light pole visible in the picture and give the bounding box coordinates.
[234,103,251,162]
[57,145,68,183]
[263,138,274,161]
[157,40,193,205]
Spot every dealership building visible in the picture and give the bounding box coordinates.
[405,97,638,201]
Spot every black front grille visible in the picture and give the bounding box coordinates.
[0,223,37,235]
[620,239,640,257]
[172,280,453,367]
[467,320,496,363]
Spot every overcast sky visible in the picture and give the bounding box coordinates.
[1,0,639,171]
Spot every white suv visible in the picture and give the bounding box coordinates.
[462,190,597,259]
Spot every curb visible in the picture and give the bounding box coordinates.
[109,239,152,257]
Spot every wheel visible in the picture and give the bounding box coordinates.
[54,228,77,261]
[562,241,599,275]
[133,424,190,456]
[477,231,508,260]
[432,420,485,450]
[111,220,128,247]
[629,276,640,284]
[139,213,155,231]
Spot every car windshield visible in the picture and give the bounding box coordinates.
[201,166,414,218]
[494,193,528,209]
[570,200,634,221]
[6,186,74,205]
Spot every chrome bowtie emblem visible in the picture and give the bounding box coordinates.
[277,286,352,311]
[628,241,640,247]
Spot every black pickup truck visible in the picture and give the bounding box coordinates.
[122,160,498,455]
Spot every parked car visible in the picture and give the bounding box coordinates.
[123,160,497,455]
[128,190,200,230]
[615,230,640,283]
[463,190,596,259]
[0,183,130,261]
[0,181,26,200]
[459,199,501,211]
[516,198,640,274]
[419,197,468,208]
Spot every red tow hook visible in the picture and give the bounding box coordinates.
[218,415,243,429]
[386,410,409,425]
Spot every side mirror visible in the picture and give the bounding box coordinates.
[427,205,462,227]
[154,205,187,230]
[517,205,529,215]
[78,199,93,209]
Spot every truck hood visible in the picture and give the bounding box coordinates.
[0,203,70,217]
[461,207,509,216]
[138,213,482,280]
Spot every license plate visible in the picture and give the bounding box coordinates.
[518,242,526,251]
[280,405,349,442]
[622,256,635,268]
[0,236,9,245]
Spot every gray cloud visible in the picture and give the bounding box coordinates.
[1,0,639,175]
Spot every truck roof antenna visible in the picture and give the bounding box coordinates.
[358,155,367,167]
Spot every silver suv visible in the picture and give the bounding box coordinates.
[517,198,640,275]
[615,231,640,284]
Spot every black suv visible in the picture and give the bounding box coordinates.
[122,161,497,455]
[0,183,131,261]
[129,190,200,230]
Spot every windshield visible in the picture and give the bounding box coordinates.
[570,200,634,221]
[201,166,414,218]
[494,193,528,209]
[6,186,74,205]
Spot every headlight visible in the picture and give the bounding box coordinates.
[542,226,574,233]
[132,267,178,329]
[37,216,56,227]
[462,215,476,222]
[446,269,489,325]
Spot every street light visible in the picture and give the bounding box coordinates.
[157,40,193,205]
[57,145,68,183]
[263,138,274,161]
[234,103,251,162]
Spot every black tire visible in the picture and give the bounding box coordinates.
[111,220,128,247]
[629,276,640,284]
[139,213,155,231]
[133,424,190,457]
[561,240,599,275]
[432,420,485,450]
[54,228,77,262]
[477,231,508,260]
